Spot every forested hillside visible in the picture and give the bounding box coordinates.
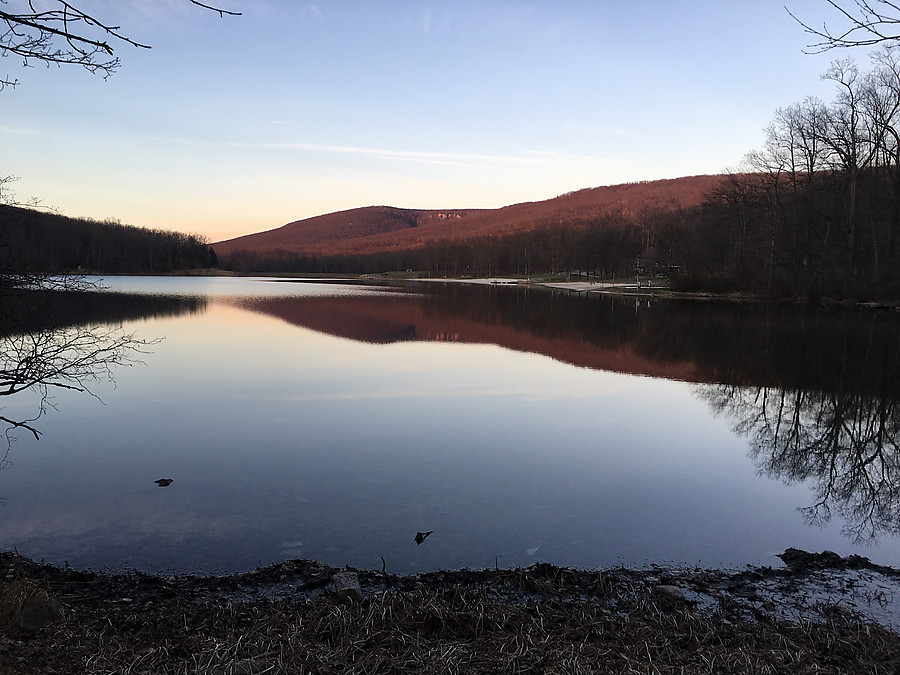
[213,176,721,258]
[216,176,722,280]
[0,205,217,276]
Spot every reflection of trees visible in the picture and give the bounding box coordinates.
[700,384,900,545]
[0,289,205,450]
[1,322,152,444]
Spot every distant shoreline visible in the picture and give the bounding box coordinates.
[29,271,900,310]
[414,276,900,309]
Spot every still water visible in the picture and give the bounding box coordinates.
[2,276,900,574]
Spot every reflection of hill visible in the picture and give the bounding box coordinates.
[0,290,206,337]
[237,283,900,396]
[237,289,706,382]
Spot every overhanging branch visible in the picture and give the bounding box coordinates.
[788,0,900,52]
[0,1,240,86]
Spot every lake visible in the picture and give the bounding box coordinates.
[2,276,900,575]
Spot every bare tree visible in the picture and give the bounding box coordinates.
[820,58,878,272]
[0,0,240,89]
[788,0,900,51]
[866,46,900,259]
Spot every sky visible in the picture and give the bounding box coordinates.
[0,0,879,242]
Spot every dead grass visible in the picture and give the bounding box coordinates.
[0,577,51,634]
[1,554,898,674]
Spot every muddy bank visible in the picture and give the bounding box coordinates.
[2,549,899,674]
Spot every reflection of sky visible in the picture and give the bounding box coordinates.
[95,275,389,299]
[2,278,899,574]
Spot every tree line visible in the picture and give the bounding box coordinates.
[0,204,217,278]
[220,212,650,279]
[666,45,900,299]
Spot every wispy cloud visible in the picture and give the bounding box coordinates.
[153,136,633,172]
[269,142,530,168]
[156,137,537,168]
[0,125,40,136]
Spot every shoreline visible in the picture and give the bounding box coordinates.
[56,271,900,308]
[416,276,900,308]
[3,549,899,673]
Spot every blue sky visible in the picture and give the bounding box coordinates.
[0,1,869,241]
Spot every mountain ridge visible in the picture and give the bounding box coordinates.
[213,175,723,257]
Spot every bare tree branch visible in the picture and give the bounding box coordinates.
[788,0,900,52]
[0,0,240,89]
[0,413,40,440]
[0,174,57,212]
[0,308,159,453]
[189,1,241,17]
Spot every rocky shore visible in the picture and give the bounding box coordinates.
[2,549,899,674]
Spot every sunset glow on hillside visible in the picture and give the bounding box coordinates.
[213,175,723,256]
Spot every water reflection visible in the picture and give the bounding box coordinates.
[239,282,900,550]
[5,277,900,573]
[239,282,900,394]
[702,384,900,546]
[236,285,706,381]
[0,289,205,447]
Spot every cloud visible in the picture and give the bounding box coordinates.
[153,136,634,172]
[156,136,534,168]
[0,125,40,136]
[275,142,528,168]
